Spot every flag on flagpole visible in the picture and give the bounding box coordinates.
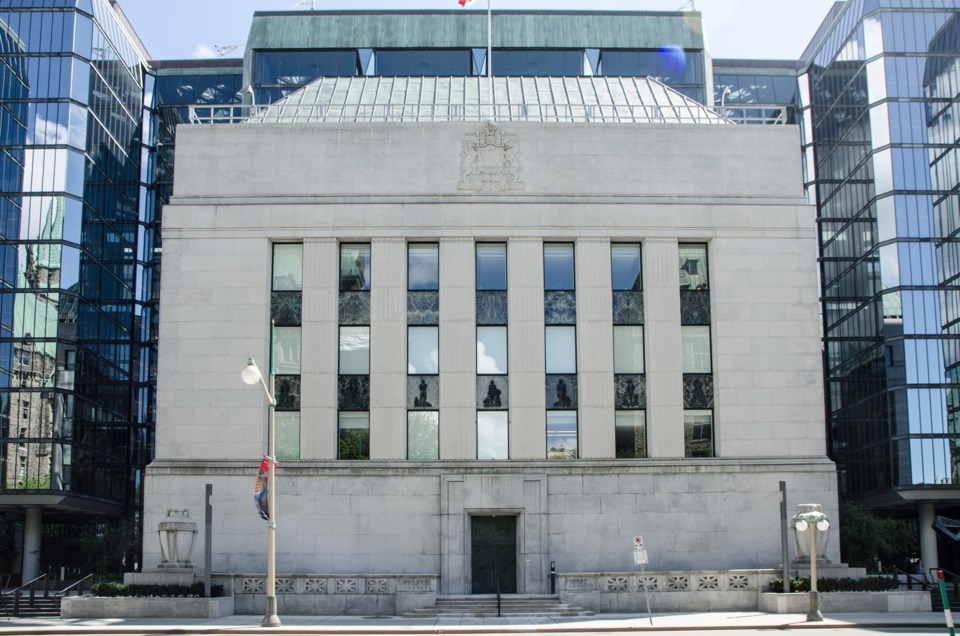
[458,0,476,6]
[253,456,274,520]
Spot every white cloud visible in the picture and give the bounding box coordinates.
[191,43,217,59]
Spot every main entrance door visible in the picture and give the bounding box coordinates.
[470,515,517,594]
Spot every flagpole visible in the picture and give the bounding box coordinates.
[487,0,493,116]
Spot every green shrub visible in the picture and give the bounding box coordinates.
[91,582,224,597]
[769,575,898,593]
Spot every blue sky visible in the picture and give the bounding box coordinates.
[117,0,840,62]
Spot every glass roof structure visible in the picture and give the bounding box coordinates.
[242,76,730,125]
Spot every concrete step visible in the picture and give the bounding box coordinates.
[404,594,593,618]
[0,595,62,617]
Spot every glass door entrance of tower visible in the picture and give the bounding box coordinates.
[471,515,517,594]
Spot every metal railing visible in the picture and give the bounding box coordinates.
[188,102,734,126]
[1,573,48,616]
[58,573,93,597]
[717,104,792,125]
[1,573,94,616]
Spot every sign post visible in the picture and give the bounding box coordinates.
[633,536,653,625]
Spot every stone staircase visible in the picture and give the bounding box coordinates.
[404,594,593,618]
[0,591,63,617]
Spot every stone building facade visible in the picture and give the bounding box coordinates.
[148,115,835,612]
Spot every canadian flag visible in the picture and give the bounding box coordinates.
[458,0,476,6]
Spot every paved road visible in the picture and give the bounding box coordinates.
[0,612,954,635]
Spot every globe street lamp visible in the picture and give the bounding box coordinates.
[241,357,281,627]
[794,506,830,622]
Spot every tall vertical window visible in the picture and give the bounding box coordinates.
[272,244,302,460]
[545,243,577,459]
[612,244,646,457]
[408,243,439,460]
[476,243,508,459]
[338,243,371,459]
[679,243,713,458]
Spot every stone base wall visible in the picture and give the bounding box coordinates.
[558,569,778,612]
[760,591,931,613]
[61,596,234,619]
[223,574,436,616]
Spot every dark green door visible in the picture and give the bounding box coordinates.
[471,515,517,594]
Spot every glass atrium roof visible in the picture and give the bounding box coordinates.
[245,76,729,125]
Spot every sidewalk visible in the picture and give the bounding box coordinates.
[0,611,950,634]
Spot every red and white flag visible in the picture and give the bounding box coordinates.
[458,0,476,6]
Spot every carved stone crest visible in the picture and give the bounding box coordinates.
[459,122,524,192]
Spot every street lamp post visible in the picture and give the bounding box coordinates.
[794,507,830,622]
[241,357,281,628]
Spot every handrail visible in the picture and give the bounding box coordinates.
[57,574,93,597]
[0,573,47,597]
[892,566,931,591]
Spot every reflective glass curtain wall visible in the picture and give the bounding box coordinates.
[800,0,960,499]
[0,0,153,515]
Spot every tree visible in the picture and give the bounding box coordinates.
[839,502,917,570]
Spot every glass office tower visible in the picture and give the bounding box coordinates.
[800,0,960,568]
[0,0,154,580]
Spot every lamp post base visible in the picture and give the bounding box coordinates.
[806,590,823,622]
[262,596,281,627]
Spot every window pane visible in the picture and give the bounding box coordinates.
[615,411,646,458]
[477,411,508,459]
[409,243,439,290]
[545,326,576,374]
[408,411,439,460]
[477,244,506,290]
[477,326,507,373]
[679,244,708,290]
[613,326,644,373]
[547,411,578,459]
[339,326,370,374]
[544,243,574,291]
[340,243,370,291]
[684,410,713,458]
[273,327,301,374]
[338,412,370,460]
[273,244,302,291]
[682,326,711,373]
[408,326,439,374]
[276,411,300,460]
[611,244,642,291]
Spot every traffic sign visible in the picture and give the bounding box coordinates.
[633,549,649,565]
[633,535,644,549]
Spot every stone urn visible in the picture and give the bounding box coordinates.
[158,509,197,568]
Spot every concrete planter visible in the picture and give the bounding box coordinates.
[760,591,931,613]
[60,595,234,619]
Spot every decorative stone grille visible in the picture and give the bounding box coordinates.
[637,576,659,591]
[667,575,690,591]
[728,574,750,589]
[604,576,629,591]
[334,578,359,594]
[697,575,719,590]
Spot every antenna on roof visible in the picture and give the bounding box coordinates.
[678,0,697,10]
[291,0,317,9]
[215,44,245,58]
